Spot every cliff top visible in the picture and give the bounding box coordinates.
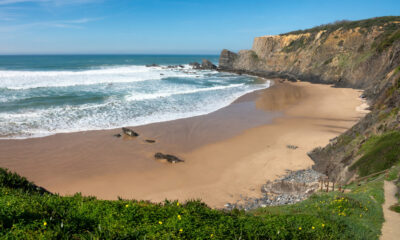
[280,16,400,36]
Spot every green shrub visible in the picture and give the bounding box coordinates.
[281,16,400,36]
[0,168,385,239]
[375,29,400,53]
[350,131,400,176]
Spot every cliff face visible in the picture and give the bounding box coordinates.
[220,17,400,182]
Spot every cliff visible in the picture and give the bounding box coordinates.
[219,16,400,183]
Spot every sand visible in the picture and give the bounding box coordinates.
[0,80,367,208]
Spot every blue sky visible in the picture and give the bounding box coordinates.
[0,0,399,54]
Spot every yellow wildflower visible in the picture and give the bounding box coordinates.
[179,229,183,232]
[125,204,129,208]
[322,223,325,228]
[298,227,302,230]
[159,221,162,225]
[210,234,214,238]
[177,215,181,220]
[177,202,180,206]
[312,226,315,230]
[43,222,47,226]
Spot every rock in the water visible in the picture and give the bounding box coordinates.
[154,152,184,163]
[113,133,122,138]
[122,127,139,137]
[218,49,238,70]
[146,64,159,67]
[145,139,156,143]
[201,59,217,70]
[189,62,201,69]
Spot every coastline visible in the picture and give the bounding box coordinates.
[0,79,368,208]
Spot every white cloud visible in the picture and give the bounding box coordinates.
[0,0,100,5]
[0,17,100,31]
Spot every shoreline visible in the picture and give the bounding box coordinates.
[0,79,368,208]
[0,77,271,141]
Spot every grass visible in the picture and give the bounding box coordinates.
[0,168,385,239]
[350,131,400,177]
[282,16,400,36]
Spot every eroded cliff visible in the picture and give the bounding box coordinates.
[220,16,400,183]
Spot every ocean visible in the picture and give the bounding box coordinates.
[0,55,270,139]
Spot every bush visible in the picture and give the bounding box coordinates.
[0,168,385,239]
[350,131,400,176]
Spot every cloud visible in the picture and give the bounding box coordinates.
[0,17,100,32]
[0,0,100,5]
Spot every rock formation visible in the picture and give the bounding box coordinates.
[219,16,400,183]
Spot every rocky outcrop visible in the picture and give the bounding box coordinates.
[190,59,217,70]
[219,17,400,91]
[219,16,400,183]
[225,169,324,211]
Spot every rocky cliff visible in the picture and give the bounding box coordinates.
[219,16,400,183]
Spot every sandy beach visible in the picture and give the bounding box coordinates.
[0,80,367,208]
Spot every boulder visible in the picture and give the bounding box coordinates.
[218,49,238,70]
[201,59,217,70]
[145,63,159,67]
[154,152,184,163]
[145,139,156,143]
[122,127,139,137]
[189,62,201,69]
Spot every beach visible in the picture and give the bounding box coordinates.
[0,80,367,208]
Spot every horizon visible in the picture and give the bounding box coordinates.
[0,0,400,54]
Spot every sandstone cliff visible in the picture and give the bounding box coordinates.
[219,16,400,183]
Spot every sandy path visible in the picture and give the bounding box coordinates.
[380,181,400,240]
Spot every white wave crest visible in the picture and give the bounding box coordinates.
[125,84,244,101]
[0,65,205,90]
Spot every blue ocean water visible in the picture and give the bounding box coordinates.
[0,55,270,139]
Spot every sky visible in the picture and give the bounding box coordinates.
[0,0,399,54]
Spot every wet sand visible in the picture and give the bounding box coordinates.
[0,80,367,208]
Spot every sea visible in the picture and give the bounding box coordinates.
[0,55,270,139]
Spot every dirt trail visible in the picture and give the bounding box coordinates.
[380,181,400,240]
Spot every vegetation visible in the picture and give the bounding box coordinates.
[282,36,312,53]
[350,131,400,177]
[281,16,400,36]
[374,29,400,53]
[0,168,385,239]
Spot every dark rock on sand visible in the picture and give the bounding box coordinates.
[286,145,298,149]
[113,133,122,138]
[154,152,184,163]
[122,127,139,137]
[145,139,156,143]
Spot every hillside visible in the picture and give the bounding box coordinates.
[0,166,389,239]
[219,16,400,183]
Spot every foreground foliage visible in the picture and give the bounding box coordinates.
[0,168,384,239]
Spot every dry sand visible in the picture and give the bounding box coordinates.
[0,80,367,208]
